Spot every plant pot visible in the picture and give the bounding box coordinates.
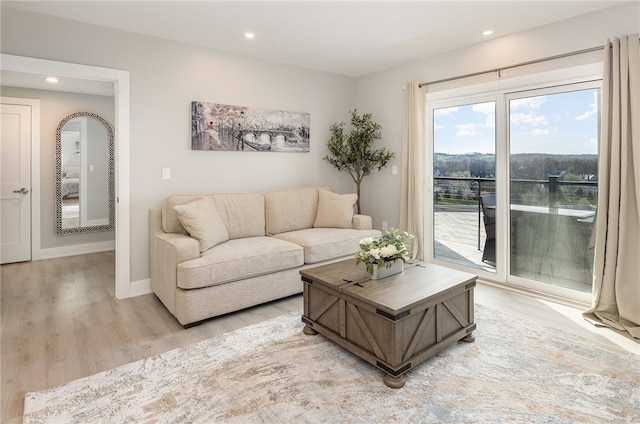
[370,260,404,280]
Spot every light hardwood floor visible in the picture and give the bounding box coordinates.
[1,252,638,423]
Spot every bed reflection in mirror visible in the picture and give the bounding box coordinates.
[56,112,114,234]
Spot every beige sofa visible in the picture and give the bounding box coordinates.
[149,186,381,326]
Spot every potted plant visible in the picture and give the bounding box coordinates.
[354,228,413,278]
[324,110,395,214]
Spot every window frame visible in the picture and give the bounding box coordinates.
[425,63,602,303]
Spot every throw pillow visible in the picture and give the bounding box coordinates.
[313,190,357,229]
[174,197,229,252]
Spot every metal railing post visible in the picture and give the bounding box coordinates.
[477,180,482,250]
[549,176,558,212]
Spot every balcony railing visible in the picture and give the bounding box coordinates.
[434,176,598,250]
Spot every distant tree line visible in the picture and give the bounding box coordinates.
[435,153,597,181]
[434,153,598,207]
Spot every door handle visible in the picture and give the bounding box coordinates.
[12,187,29,195]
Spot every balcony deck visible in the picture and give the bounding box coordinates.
[433,205,592,293]
[434,206,494,272]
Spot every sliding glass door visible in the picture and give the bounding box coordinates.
[508,85,599,292]
[429,80,600,299]
[432,101,496,273]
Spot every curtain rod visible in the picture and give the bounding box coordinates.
[418,45,605,88]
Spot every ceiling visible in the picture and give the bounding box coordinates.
[2,0,627,79]
[0,69,116,96]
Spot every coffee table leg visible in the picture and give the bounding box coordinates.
[303,325,318,335]
[461,332,475,343]
[383,373,406,389]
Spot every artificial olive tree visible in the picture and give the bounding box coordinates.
[324,110,395,214]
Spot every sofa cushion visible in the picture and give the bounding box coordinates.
[174,197,229,252]
[163,193,265,239]
[265,186,331,236]
[313,190,357,229]
[272,227,381,264]
[211,193,265,239]
[163,194,204,235]
[177,237,303,289]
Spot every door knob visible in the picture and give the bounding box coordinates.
[12,187,29,195]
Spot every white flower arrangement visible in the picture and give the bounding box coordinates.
[354,228,413,275]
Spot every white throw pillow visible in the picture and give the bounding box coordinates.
[313,190,357,229]
[174,197,229,252]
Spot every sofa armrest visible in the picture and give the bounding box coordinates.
[150,208,200,264]
[150,208,200,314]
[352,214,373,230]
[153,232,201,264]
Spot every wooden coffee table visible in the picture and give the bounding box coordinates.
[300,260,477,388]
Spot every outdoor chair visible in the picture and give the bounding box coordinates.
[480,194,496,264]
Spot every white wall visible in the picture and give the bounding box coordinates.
[352,1,640,233]
[1,6,355,282]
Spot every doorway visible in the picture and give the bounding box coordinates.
[0,54,131,299]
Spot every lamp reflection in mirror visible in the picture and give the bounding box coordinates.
[55,111,115,234]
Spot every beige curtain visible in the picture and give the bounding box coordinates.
[399,81,427,260]
[583,34,640,339]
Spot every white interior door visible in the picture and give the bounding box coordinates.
[1,103,32,264]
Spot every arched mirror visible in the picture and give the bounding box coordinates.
[56,112,115,234]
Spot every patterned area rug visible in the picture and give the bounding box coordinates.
[24,305,639,423]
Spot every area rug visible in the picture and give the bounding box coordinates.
[24,305,639,423]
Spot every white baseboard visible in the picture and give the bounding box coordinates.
[130,278,152,297]
[39,240,116,260]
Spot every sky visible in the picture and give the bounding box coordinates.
[433,87,599,155]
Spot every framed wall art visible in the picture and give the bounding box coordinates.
[191,101,310,152]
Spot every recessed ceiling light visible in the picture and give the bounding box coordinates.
[46,76,59,83]
[482,30,494,36]
[244,33,255,39]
